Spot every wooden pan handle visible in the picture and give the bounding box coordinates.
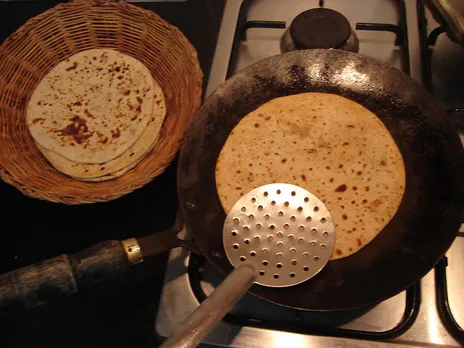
[0,240,132,315]
[0,216,191,315]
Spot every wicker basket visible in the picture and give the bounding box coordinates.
[0,0,202,204]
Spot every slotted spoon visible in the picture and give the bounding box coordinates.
[161,183,336,348]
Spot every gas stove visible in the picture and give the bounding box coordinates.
[155,0,464,347]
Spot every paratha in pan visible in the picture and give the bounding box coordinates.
[215,93,406,260]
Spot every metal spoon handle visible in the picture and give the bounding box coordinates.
[160,264,257,348]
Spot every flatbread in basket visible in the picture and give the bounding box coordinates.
[0,1,202,204]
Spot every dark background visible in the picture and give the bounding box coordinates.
[0,1,224,347]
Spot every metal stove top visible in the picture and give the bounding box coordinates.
[156,0,464,346]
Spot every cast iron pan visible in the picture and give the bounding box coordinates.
[178,49,464,310]
[2,49,463,313]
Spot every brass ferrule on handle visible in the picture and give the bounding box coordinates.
[121,238,144,265]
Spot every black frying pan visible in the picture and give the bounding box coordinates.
[2,49,463,313]
[178,49,464,310]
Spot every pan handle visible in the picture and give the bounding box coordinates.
[160,264,257,348]
[0,240,134,315]
[0,213,195,314]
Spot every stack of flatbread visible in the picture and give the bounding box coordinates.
[26,48,166,182]
[215,93,406,260]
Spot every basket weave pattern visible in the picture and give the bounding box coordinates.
[0,1,202,204]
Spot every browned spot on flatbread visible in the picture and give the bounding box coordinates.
[335,184,347,192]
[95,131,109,145]
[65,62,78,71]
[58,116,93,144]
[111,128,120,138]
[368,199,383,212]
[84,109,95,119]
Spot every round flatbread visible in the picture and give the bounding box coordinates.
[27,48,160,164]
[35,96,166,180]
[38,133,159,182]
[215,93,406,260]
[77,152,152,182]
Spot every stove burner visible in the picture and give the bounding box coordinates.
[291,8,351,49]
[281,8,359,53]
